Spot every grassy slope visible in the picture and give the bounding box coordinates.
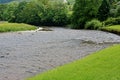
[102,25,120,35]
[27,44,120,80]
[0,22,37,32]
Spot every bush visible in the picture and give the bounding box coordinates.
[104,17,120,26]
[85,19,102,30]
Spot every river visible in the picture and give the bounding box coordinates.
[0,27,120,80]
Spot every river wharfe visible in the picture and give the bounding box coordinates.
[0,27,120,80]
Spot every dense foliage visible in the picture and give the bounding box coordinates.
[72,0,120,29]
[1,0,120,29]
[0,0,71,26]
[72,0,102,29]
[104,17,120,26]
[97,0,110,21]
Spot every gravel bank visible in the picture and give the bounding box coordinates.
[0,27,120,80]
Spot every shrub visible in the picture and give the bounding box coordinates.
[104,17,120,26]
[85,19,102,30]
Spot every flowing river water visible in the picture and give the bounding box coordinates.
[0,27,120,80]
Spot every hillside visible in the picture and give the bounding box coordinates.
[0,0,28,3]
[0,0,75,4]
[0,0,12,3]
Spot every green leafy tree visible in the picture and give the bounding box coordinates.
[2,2,18,21]
[0,4,7,21]
[9,0,68,26]
[18,2,41,25]
[40,1,68,26]
[9,1,27,22]
[9,1,42,25]
[72,0,101,29]
[97,0,110,21]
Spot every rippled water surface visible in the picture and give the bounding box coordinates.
[0,27,120,80]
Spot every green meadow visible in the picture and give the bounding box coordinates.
[0,22,37,32]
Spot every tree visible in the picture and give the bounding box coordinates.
[0,4,7,21]
[2,2,18,21]
[72,0,102,29]
[9,1,28,22]
[9,0,68,26]
[39,1,68,26]
[18,2,41,25]
[97,0,110,21]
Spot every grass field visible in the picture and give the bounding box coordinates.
[27,44,120,80]
[0,22,37,32]
[102,25,120,35]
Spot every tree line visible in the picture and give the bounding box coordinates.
[72,0,120,29]
[0,0,71,26]
[0,0,120,28]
